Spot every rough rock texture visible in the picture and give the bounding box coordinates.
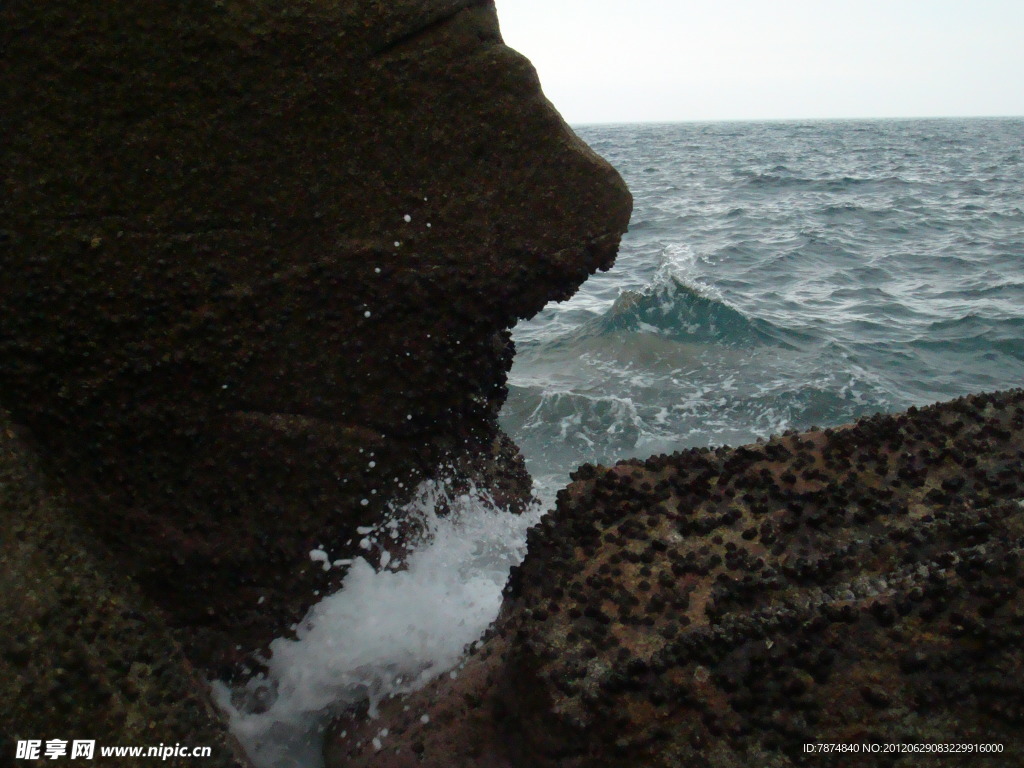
[0,409,248,767]
[0,0,631,676]
[329,389,1024,767]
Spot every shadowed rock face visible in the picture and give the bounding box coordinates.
[0,0,631,674]
[0,409,248,766]
[329,389,1024,767]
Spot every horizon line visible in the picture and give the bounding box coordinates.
[568,113,1024,127]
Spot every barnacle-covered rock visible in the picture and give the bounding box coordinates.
[329,389,1024,767]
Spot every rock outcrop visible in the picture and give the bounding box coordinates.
[0,0,631,682]
[0,409,247,766]
[328,389,1024,767]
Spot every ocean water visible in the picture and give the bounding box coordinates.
[223,118,1024,765]
[504,117,1024,505]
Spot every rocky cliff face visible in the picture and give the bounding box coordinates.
[328,390,1024,767]
[0,0,631,681]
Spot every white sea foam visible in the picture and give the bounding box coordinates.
[215,482,542,768]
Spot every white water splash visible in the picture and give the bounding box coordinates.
[215,481,542,768]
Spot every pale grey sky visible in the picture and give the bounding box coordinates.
[495,0,1024,123]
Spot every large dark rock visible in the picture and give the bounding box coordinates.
[0,0,631,675]
[329,390,1024,767]
[0,409,248,766]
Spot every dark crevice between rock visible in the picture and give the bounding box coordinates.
[369,0,494,59]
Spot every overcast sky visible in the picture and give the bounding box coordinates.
[495,0,1024,124]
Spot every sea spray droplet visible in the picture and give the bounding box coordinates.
[309,549,330,571]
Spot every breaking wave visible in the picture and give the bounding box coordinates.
[215,482,541,768]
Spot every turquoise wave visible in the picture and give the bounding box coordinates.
[584,276,783,348]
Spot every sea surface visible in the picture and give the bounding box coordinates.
[503,117,1024,505]
[225,118,1024,766]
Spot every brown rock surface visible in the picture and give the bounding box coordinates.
[329,389,1024,767]
[0,0,631,677]
[0,409,248,766]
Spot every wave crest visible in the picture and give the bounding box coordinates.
[589,269,776,348]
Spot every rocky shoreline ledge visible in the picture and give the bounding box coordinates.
[3,2,1023,766]
[329,389,1024,767]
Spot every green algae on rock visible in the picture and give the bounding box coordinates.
[327,389,1024,767]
